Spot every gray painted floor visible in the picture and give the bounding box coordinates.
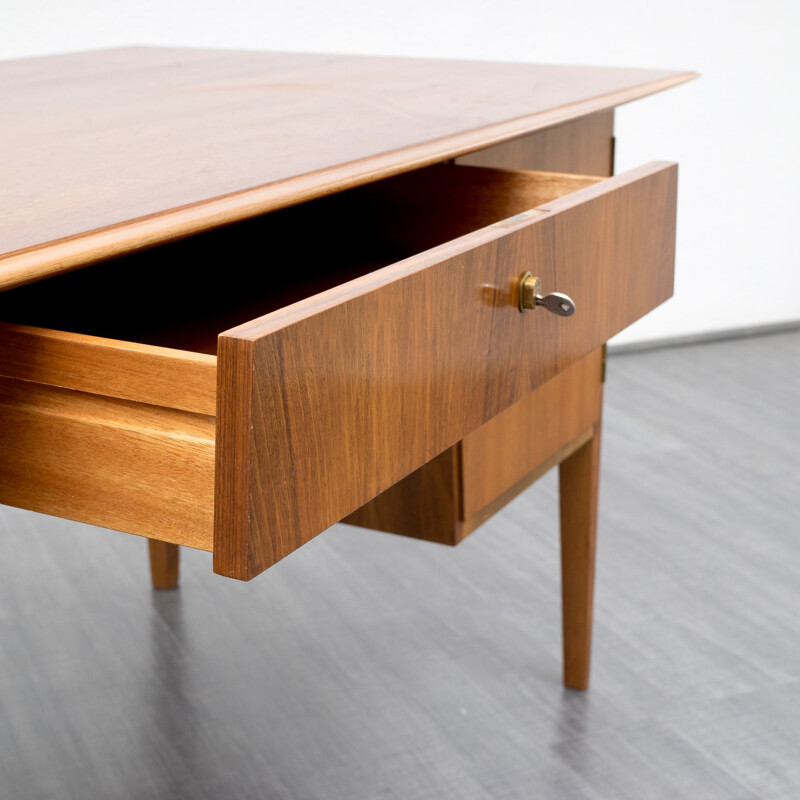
[1,330,799,799]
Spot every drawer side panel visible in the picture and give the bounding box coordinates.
[0,322,217,415]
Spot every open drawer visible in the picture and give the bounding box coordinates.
[0,161,677,580]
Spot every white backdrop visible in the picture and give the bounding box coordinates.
[5,0,800,345]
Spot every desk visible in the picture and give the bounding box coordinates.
[0,48,695,689]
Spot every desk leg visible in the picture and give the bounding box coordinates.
[559,421,601,690]
[148,540,180,590]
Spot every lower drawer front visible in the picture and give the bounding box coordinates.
[0,161,677,580]
[344,347,604,544]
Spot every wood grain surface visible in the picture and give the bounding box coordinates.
[343,447,463,545]
[347,349,603,544]
[0,322,216,415]
[0,376,215,549]
[0,47,696,289]
[559,423,602,690]
[214,162,677,580]
[0,161,622,567]
[352,112,615,547]
[459,113,614,532]
[457,111,615,176]
[148,540,180,590]
[461,348,604,520]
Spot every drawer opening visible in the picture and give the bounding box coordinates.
[0,160,675,563]
[0,165,599,358]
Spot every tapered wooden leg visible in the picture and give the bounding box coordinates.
[558,422,601,690]
[148,540,180,590]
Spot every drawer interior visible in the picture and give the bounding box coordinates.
[0,165,598,357]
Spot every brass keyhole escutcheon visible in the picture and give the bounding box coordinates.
[518,272,576,317]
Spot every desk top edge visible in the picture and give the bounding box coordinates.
[0,47,697,289]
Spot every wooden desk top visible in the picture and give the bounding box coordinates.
[0,47,696,289]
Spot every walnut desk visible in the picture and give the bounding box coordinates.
[0,48,695,689]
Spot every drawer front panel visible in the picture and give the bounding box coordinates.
[215,161,677,579]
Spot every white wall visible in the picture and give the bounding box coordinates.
[5,0,800,345]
